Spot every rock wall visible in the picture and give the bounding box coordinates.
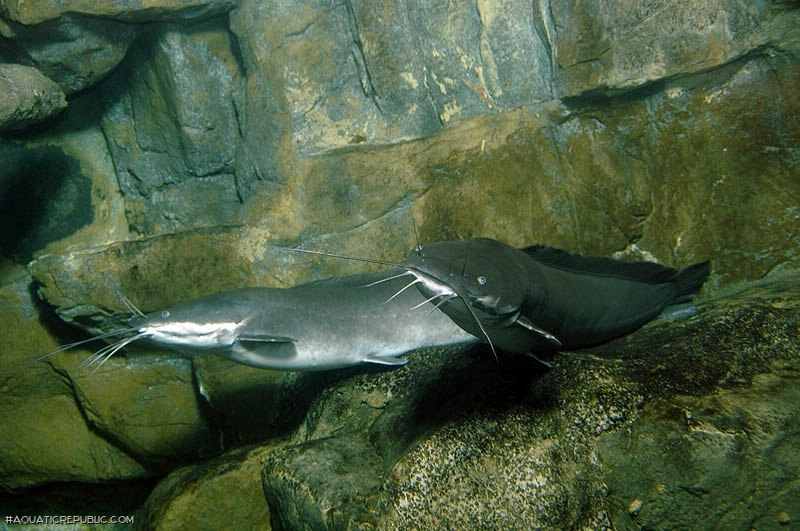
[0,0,798,528]
[1,0,797,267]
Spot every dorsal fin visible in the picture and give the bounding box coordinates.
[520,245,678,284]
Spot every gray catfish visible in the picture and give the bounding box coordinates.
[297,238,710,355]
[41,270,476,372]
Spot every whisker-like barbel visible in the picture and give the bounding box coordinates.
[37,328,139,362]
[383,279,420,305]
[81,333,148,374]
[409,293,444,311]
[424,294,455,316]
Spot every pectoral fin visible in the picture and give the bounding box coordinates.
[362,355,408,366]
[516,316,562,347]
[237,332,296,343]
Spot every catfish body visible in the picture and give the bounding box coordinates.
[135,269,476,370]
[48,270,476,373]
[403,238,710,354]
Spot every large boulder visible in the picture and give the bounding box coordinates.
[0,0,238,94]
[0,0,238,25]
[136,445,272,530]
[0,269,147,491]
[0,14,140,95]
[600,367,800,530]
[0,64,66,130]
[99,20,245,235]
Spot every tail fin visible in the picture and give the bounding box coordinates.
[673,261,711,303]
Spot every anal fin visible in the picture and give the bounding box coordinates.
[516,316,562,347]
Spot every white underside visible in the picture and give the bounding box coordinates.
[143,322,238,348]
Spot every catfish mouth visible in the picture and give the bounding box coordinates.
[382,256,506,359]
[37,292,241,375]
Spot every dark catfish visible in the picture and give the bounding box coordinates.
[401,238,710,354]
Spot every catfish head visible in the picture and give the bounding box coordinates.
[402,238,534,326]
[399,238,562,354]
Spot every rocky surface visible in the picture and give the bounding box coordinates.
[552,0,798,98]
[0,109,128,264]
[0,14,141,95]
[0,0,799,529]
[1,0,795,250]
[0,1,238,95]
[0,0,238,25]
[600,367,800,530]
[135,444,271,530]
[99,19,245,235]
[0,64,66,130]
[0,266,148,491]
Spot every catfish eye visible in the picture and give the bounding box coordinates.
[476,275,487,286]
[161,311,170,319]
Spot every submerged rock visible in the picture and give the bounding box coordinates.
[0,0,238,25]
[50,352,216,470]
[0,270,147,492]
[229,0,552,155]
[136,445,271,530]
[0,14,141,95]
[552,0,799,98]
[600,367,800,530]
[99,19,245,235]
[0,64,66,131]
[0,1,238,95]
[1,1,796,284]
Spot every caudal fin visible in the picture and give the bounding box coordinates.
[673,261,711,303]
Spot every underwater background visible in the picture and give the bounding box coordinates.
[1,1,799,529]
